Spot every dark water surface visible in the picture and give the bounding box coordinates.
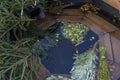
[38,24,98,74]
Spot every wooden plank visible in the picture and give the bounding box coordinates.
[86,12,118,31]
[99,33,113,61]
[111,30,120,40]
[102,0,120,11]
[100,34,120,80]
[36,9,120,40]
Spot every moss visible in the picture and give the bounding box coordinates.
[70,49,97,80]
[98,47,110,80]
[61,22,89,45]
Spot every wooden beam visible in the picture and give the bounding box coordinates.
[102,0,120,12]
[36,9,120,40]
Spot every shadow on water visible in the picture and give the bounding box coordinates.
[37,22,98,74]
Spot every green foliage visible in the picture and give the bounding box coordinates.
[0,0,47,80]
[0,0,46,40]
[61,22,89,45]
[0,0,30,40]
[0,39,41,80]
[70,49,97,80]
[98,47,110,80]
